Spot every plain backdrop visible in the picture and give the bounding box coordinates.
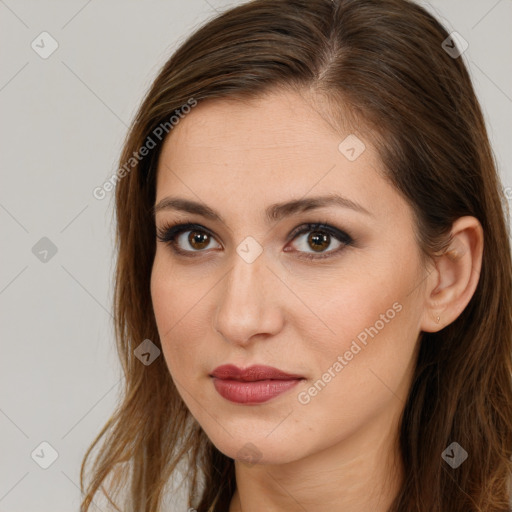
[1,0,511,510]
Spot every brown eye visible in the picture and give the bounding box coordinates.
[307,231,331,252]
[156,221,353,261]
[156,223,222,255]
[286,222,354,260]
[188,231,210,250]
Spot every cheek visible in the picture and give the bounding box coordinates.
[289,280,419,454]
[150,258,213,380]
[151,266,216,424]
[292,268,401,348]
[290,253,422,391]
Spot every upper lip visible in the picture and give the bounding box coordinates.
[210,364,304,381]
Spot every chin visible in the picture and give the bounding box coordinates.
[204,429,301,466]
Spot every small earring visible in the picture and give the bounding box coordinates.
[445,249,459,261]
[436,315,440,324]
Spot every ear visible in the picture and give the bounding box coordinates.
[420,216,484,333]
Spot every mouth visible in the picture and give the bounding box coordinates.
[209,364,305,404]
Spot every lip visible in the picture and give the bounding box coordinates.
[210,364,304,404]
[210,364,304,381]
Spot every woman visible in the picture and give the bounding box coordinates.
[80,0,512,510]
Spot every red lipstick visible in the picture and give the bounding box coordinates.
[210,364,304,404]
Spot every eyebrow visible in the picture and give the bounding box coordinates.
[152,194,373,223]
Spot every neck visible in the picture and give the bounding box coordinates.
[228,404,404,512]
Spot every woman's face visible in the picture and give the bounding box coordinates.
[151,89,431,466]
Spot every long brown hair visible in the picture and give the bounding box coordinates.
[80,0,512,510]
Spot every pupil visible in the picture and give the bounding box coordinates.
[309,232,329,252]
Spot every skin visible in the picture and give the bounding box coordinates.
[150,88,483,512]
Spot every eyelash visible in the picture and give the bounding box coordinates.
[155,221,354,261]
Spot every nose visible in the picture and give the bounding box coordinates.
[213,252,285,347]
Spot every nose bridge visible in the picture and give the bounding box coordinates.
[213,249,282,345]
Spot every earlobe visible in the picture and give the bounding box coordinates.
[420,216,484,333]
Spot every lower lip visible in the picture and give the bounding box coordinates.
[212,377,302,404]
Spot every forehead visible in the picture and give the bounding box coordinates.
[161,90,347,158]
[154,89,409,224]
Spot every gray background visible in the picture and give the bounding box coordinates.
[0,0,511,510]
